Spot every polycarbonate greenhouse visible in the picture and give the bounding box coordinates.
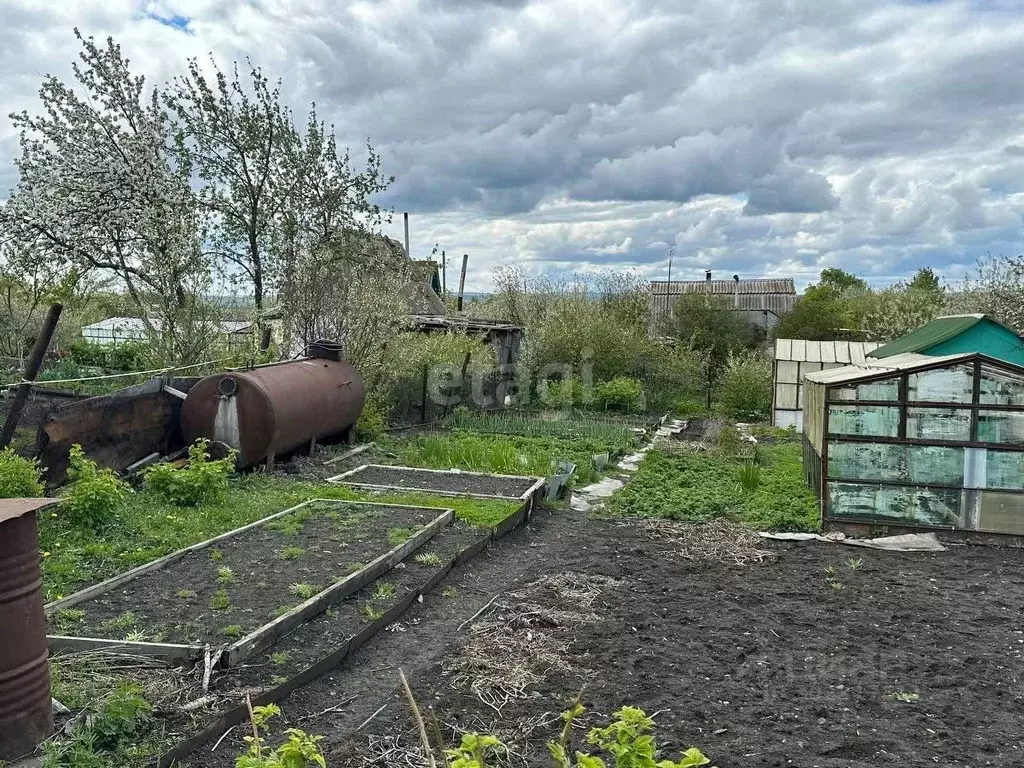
[803,352,1024,536]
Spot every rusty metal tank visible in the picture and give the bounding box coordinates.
[0,498,55,761]
[180,356,365,468]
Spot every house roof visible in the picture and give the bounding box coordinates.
[867,314,1018,359]
[775,339,880,365]
[651,278,795,296]
[81,317,252,335]
[804,352,979,386]
[650,277,796,321]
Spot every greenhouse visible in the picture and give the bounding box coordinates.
[803,352,1024,536]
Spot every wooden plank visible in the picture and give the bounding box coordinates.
[223,509,455,667]
[493,501,529,539]
[45,500,327,613]
[162,385,188,400]
[455,534,491,566]
[148,523,500,768]
[48,635,204,662]
[327,480,529,502]
[323,443,375,466]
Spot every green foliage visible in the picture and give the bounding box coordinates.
[447,409,636,446]
[387,528,415,547]
[279,546,305,560]
[60,444,131,530]
[211,589,232,610]
[360,602,384,621]
[414,552,443,566]
[716,350,772,422]
[217,566,236,583]
[355,394,389,441]
[609,444,818,531]
[390,429,632,486]
[176,589,196,599]
[0,447,43,498]
[52,607,86,632]
[586,706,710,768]
[594,377,645,412]
[737,459,761,493]
[447,733,506,768]
[672,399,707,418]
[42,683,152,767]
[236,704,326,768]
[223,624,244,638]
[68,339,155,372]
[542,376,593,409]
[144,438,236,506]
[372,581,396,600]
[289,583,316,599]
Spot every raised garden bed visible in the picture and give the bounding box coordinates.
[327,464,545,501]
[45,500,453,666]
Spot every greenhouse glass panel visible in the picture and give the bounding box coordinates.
[978,363,1024,407]
[906,407,971,442]
[828,406,900,437]
[830,379,899,402]
[977,411,1024,446]
[828,483,963,527]
[984,451,1024,490]
[828,442,906,482]
[907,446,964,485]
[977,492,1024,534]
[907,364,973,403]
[776,384,798,410]
[777,361,800,384]
[799,362,823,380]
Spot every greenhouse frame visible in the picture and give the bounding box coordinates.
[803,351,1024,536]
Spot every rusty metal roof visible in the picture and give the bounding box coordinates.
[0,498,58,524]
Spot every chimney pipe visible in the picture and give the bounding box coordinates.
[705,269,712,282]
[733,274,740,308]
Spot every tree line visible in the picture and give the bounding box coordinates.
[0,30,394,365]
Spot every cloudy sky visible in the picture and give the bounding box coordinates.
[3,0,1024,291]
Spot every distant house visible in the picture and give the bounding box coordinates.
[81,317,252,348]
[649,272,796,330]
[868,314,1024,368]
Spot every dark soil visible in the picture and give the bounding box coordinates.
[53,501,444,645]
[335,465,540,498]
[219,521,488,690]
[182,506,1024,768]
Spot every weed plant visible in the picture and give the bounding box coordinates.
[0,447,43,498]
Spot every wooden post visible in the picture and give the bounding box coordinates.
[441,250,447,296]
[260,326,272,353]
[0,303,62,449]
[457,254,468,312]
[421,362,430,424]
[404,212,410,259]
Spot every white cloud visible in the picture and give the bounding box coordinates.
[3,0,1024,291]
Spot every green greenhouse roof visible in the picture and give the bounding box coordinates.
[868,314,1008,359]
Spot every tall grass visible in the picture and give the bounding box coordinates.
[447,409,637,446]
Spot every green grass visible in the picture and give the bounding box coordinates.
[446,410,638,446]
[38,474,518,602]
[387,527,416,547]
[381,429,634,486]
[608,443,819,532]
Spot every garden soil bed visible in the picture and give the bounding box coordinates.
[190,508,1024,768]
[330,464,541,498]
[50,501,443,646]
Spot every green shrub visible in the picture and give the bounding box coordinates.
[717,349,772,422]
[594,377,645,412]
[68,339,108,368]
[60,445,131,530]
[0,447,44,498]
[106,341,154,372]
[144,439,236,506]
[673,398,707,418]
[540,376,592,409]
[355,395,388,441]
[42,683,152,767]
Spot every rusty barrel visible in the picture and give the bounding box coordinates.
[180,357,366,468]
[0,499,55,760]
